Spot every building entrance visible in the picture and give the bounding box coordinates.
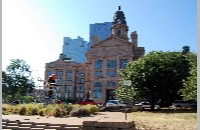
[106,89,116,101]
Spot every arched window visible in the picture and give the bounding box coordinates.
[93,82,102,98]
[67,69,72,76]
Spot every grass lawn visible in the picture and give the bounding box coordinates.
[128,109,197,130]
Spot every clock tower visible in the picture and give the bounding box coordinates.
[111,6,129,40]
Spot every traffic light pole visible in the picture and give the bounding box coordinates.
[43,74,56,105]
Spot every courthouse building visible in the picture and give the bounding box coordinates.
[45,6,145,103]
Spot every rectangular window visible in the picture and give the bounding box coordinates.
[56,78,62,84]
[65,93,68,98]
[95,60,103,69]
[80,93,83,98]
[57,93,61,98]
[60,71,63,76]
[81,73,85,77]
[120,59,128,68]
[76,93,79,98]
[69,85,72,91]
[47,71,52,76]
[57,86,61,91]
[107,70,117,77]
[80,86,84,92]
[81,78,85,83]
[66,79,72,84]
[56,71,63,77]
[95,71,98,77]
[76,71,79,76]
[76,78,79,83]
[107,71,111,77]
[95,71,102,77]
[66,85,72,91]
[75,86,79,92]
[107,60,116,68]
[111,70,117,76]
[69,93,72,97]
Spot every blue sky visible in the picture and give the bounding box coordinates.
[2,0,197,87]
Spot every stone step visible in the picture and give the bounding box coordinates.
[2,126,21,129]
[2,119,82,130]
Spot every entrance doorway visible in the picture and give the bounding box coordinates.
[106,89,116,101]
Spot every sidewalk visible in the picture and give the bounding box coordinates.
[2,112,130,125]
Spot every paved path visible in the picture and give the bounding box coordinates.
[2,112,130,125]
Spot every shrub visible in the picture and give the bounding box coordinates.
[89,105,99,114]
[8,105,15,113]
[2,104,11,113]
[69,109,80,117]
[69,108,90,117]
[32,107,39,115]
[52,106,67,117]
[72,104,81,109]
[45,104,55,116]
[34,103,44,109]
[25,104,34,115]
[2,111,9,115]
[19,106,27,115]
[38,108,46,116]
[2,103,100,117]
[64,104,73,114]
[79,108,90,116]
[81,105,91,114]
[13,106,21,114]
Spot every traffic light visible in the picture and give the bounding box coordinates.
[47,74,56,98]
[48,74,56,84]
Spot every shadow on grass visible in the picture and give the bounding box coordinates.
[140,108,197,113]
[100,106,197,113]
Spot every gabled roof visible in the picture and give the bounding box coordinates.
[91,34,131,48]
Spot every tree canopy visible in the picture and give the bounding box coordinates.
[179,54,197,101]
[116,51,197,109]
[2,59,35,102]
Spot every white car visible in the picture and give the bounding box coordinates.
[106,100,127,107]
[135,102,160,109]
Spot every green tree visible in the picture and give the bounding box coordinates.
[179,56,197,101]
[2,59,35,102]
[116,85,140,104]
[2,71,15,102]
[182,45,190,54]
[117,51,196,110]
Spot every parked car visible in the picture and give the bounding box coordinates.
[76,99,100,106]
[172,100,197,109]
[135,102,161,110]
[106,100,127,107]
[10,100,20,105]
